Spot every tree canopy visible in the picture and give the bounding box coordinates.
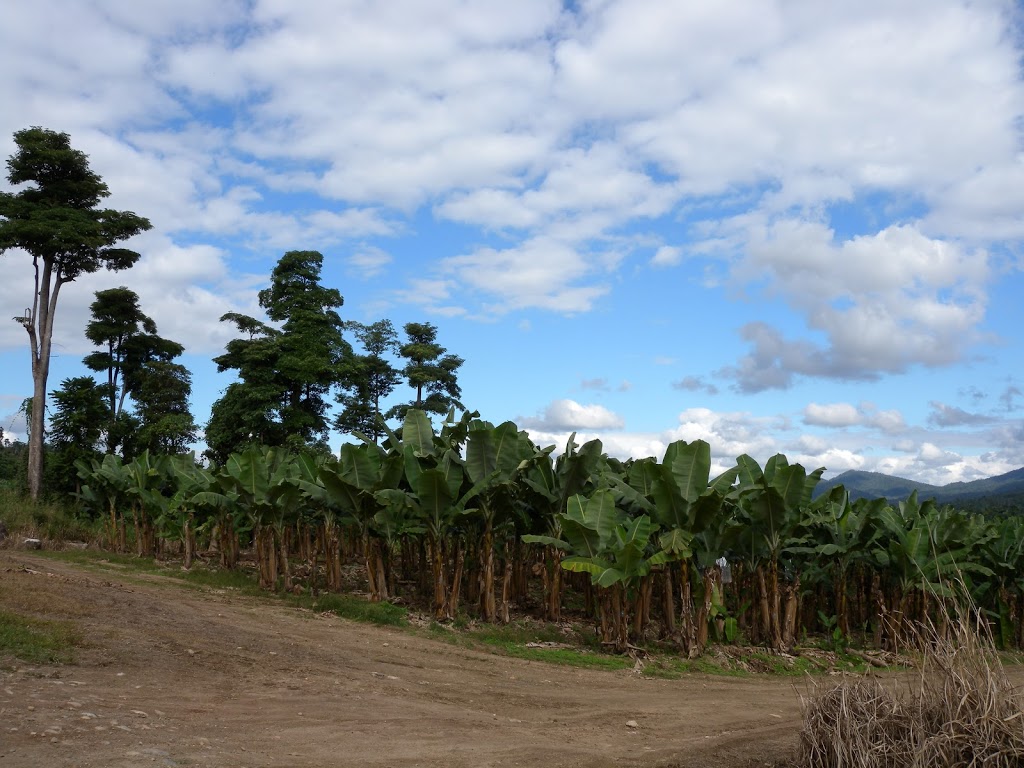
[206,250,351,461]
[0,127,150,498]
[387,322,464,421]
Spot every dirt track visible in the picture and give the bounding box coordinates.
[0,550,803,767]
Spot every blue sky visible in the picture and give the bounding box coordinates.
[1,0,1023,483]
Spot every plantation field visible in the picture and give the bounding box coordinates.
[1,549,803,768]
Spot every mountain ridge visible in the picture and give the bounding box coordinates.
[814,466,1024,502]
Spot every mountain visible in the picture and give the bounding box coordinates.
[814,467,1024,504]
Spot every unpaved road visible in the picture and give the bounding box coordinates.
[1,551,803,767]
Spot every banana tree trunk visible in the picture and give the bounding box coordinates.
[279,527,292,592]
[679,561,697,657]
[364,533,382,601]
[448,539,464,619]
[499,545,513,624]
[480,520,496,622]
[782,573,800,648]
[695,565,721,651]
[183,514,195,570]
[431,537,450,621]
[661,569,677,639]
[544,546,563,622]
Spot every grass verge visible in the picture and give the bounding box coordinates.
[0,489,99,543]
[0,609,79,665]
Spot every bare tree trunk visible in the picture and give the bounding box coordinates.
[25,261,62,501]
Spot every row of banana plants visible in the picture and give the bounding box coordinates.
[74,408,1024,655]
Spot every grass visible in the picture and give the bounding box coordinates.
[0,489,100,543]
[0,609,79,665]
[423,618,636,670]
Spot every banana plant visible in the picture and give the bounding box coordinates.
[727,454,823,651]
[793,489,885,640]
[649,440,736,653]
[148,454,214,569]
[525,488,667,652]
[462,419,537,622]
[213,447,301,589]
[123,450,162,557]
[76,453,132,552]
[303,441,403,599]
[873,494,993,647]
[520,434,607,621]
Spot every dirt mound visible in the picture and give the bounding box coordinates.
[1,551,800,767]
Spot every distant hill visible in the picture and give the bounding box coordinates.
[814,467,1024,504]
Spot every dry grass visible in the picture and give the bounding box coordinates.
[796,601,1024,767]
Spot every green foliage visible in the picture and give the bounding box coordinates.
[386,322,464,420]
[46,376,108,494]
[335,319,402,443]
[207,251,351,461]
[0,127,151,499]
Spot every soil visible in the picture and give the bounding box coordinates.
[0,550,805,768]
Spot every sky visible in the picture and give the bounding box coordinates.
[1,0,1023,484]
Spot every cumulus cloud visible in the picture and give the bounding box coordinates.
[718,223,991,391]
[0,235,262,357]
[519,399,625,431]
[440,237,611,315]
[803,402,861,428]
[518,400,1021,484]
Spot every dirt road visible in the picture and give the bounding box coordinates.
[1,551,802,767]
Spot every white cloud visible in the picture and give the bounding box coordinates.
[803,402,861,428]
[520,399,625,431]
[718,222,991,390]
[441,237,611,314]
[650,246,682,267]
[346,246,393,280]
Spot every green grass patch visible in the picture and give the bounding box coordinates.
[0,489,99,542]
[421,618,633,670]
[642,655,750,679]
[0,609,79,665]
[303,593,408,626]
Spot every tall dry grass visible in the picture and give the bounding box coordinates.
[796,597,1024,767]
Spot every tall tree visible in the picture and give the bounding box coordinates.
[0,127,151,498]
[335,319,401,442]
[206,251,350,461]
[82,286,184,452]
[126,360,197,456]
[386,322,464,421]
